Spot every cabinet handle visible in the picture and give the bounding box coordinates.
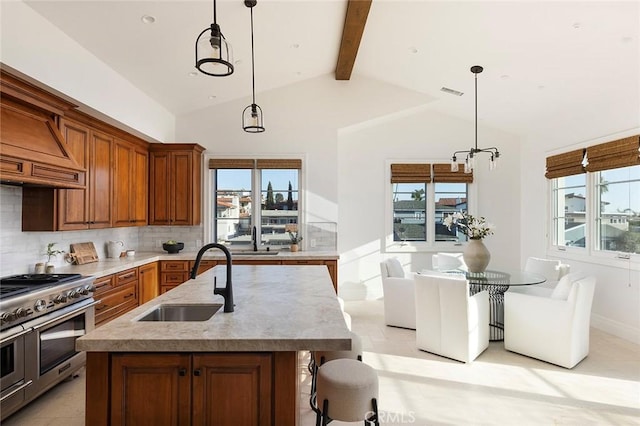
[124,293,135,299]
[193,369,201,376]
[179,368,186,376]
[96,304,108,311]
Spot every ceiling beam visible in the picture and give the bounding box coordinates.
[335,0,372,80]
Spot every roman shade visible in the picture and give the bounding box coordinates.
[585,135,640,172]
[209,159,255,169]
[432,164,474,183]
[256,159,302,169]
[390,163,431,183]
[545,149,586,179]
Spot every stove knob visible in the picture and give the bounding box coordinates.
[0,312,16,323]
[15,308,32,318]
[54,294,68,304]
[84,285,96,293]
[68,290,80,299]
[78,287,89,296]
[34,299,47,312]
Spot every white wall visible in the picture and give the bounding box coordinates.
[0,1,175,142]
[337,107,522,300]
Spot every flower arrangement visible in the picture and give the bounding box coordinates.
[288,231,303,244]
[444,211,495,240]
[45,242,65,263]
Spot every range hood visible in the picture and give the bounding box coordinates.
[0,69,86,189]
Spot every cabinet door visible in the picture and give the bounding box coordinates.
[139,262,159,304]
[149,151,171,225]
[171,151,193,225]
[112,140,132,227]
[88,130,113,228]
[132,146,148,225]
[111,354,191,426]
[57,118,90,230]
[192,353,272,426]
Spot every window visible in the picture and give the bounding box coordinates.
[210,159,301,248]
[551,174,587,248]
[595,165,640,253]
[547,135,640,256]
[389,162,472,249]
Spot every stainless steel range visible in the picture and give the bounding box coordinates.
[0,273,97,421]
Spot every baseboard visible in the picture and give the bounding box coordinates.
[592,313,640,344]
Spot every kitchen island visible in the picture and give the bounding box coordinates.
[77,264,350,426]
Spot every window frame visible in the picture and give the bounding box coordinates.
[385,159,477,253]
[203,155,305,248]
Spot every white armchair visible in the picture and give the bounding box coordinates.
[511,257,571,296]
[414,274,489,363]
[432,252,467,271]
[380,258,416,329]
[504,275,596,368]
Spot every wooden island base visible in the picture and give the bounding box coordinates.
[86,351,298,426]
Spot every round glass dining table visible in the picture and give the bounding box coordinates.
[441,269,547,341]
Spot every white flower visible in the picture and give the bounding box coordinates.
[444,211,495,240]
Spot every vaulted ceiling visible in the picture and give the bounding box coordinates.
[21,1,640,143]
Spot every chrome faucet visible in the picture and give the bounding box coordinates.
[252,225,258,252]
[191,243,234,313]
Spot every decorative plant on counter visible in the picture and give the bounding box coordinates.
[444,211,495,240]
[45,242,65,264]
[288,231,303,244]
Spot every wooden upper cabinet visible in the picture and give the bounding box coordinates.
[149,144,204,226]
[113,139,148,227]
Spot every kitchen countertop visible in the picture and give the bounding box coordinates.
[54,250,339,279]
[76,264,351,352]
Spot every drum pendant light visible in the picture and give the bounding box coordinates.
[195,0,234,77]
[242,0,265,133]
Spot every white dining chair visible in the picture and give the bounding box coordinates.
[511,257,571,296]
[504,275,596,368]
[414,273,489,363]
[432,252,467,271]
[380,258,416,329]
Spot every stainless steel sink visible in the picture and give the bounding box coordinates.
[231,250,280,256]
[137,304,222,322]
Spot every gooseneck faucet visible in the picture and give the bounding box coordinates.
[191,243,234,312]
[252,225,258,252]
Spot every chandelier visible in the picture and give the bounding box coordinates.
[451,65,500,173]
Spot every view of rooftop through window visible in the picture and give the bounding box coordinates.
[214,168,299,248]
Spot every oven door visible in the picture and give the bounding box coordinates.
[23,298,98,400]
[0,325,32,418]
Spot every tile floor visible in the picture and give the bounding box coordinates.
[3,299,639,425]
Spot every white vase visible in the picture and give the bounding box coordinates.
[463,238,490,273]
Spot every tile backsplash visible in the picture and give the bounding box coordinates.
[0,185,204,276]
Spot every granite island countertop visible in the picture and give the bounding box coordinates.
[76,264,350,353]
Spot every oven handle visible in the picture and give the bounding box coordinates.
[31,300,101,331]
[0,327,32,345]
[0,380,33,402]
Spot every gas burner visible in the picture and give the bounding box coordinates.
[0,273,82,286]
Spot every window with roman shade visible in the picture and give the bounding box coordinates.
[545,149,586,179]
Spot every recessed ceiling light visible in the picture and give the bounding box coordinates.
[538,85,546,90]
[141,15,156,24]
[500,75,510,80]
[409,47,418,54]
[572,22,581,29]
[208,95,217,99]
[188,71,198,77]
[440,87,463,96]
[291,43,300,49]
[622,36,633,44]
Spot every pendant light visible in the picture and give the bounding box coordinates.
[450,65,500,172]
[242,0,265,133]
[195,0,234,77]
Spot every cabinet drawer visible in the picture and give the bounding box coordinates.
[282,260,324,265]
[95,283,138,326]
[162,272,189,285]
[93,274,115,297]
[161,261,190,272]
[116,268,138,286]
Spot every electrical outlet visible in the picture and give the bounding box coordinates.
[156,239,162,248]
[196,239,202,248]
[310,239,317,248]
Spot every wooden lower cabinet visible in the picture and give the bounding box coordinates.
[94,268,139,327]
[138,262,159,304]
[88,351,293,426]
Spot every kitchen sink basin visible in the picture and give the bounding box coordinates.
[137,304,222,322]
[231,250,280,256]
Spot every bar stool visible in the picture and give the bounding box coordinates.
[315,358,379,426]
[310,331,363,412]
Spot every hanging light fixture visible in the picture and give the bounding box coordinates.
[195,0,234,77]
[242,0,265,132]
[451,65,500,173]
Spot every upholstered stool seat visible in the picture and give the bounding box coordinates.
[310,331,363,412]
[316,358,379,425]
